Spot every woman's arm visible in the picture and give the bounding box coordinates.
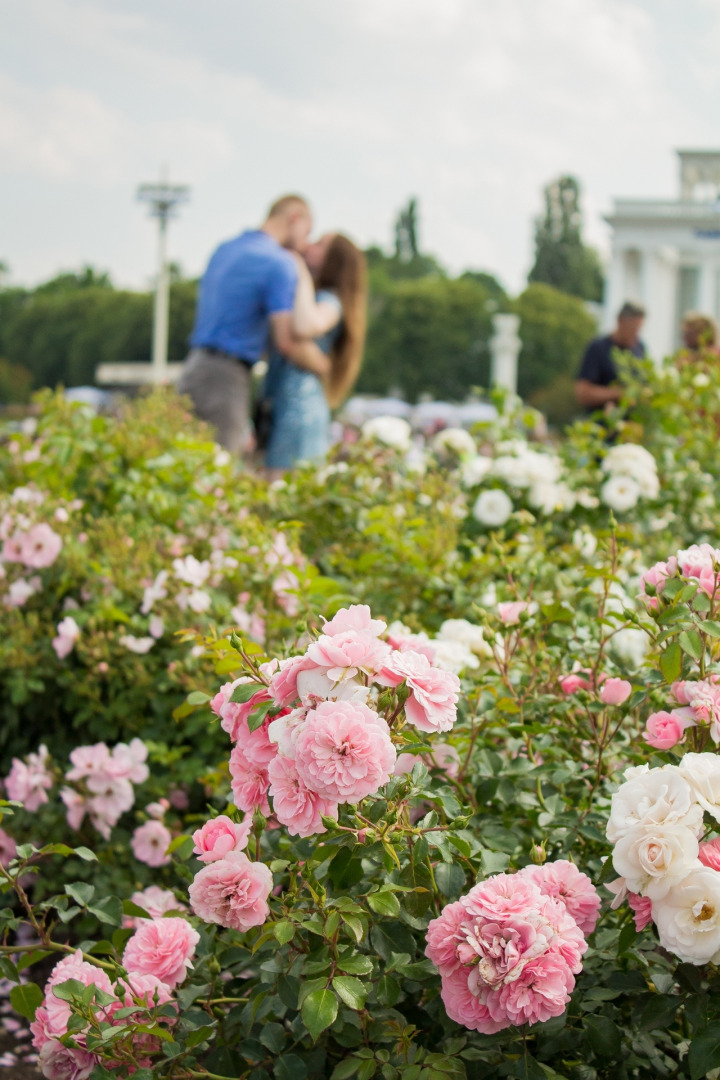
[291,256,342,338]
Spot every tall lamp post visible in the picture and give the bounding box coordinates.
[137,176,190,384]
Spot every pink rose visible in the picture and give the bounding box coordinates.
[386,628,436,662]
[5,744,53,811]
[37,1042,97,1079]
[378,650,460,733]
[322,604,386,638]
[20,523,63,569]
[123,917,200,988]
[131,820,172,867]
[519,861,601,935]
[497,601,530,625]
[671,680,690,705]
[192,815,252,862]
[640,557,678,608]
[677,543,720,596]
[560,671,592,695]
[189,850,273,931]
[305,630,391,682]
[124,885,186,928]
[269,654,318,708]
[438,967,506,1035]
[699,838,720,871]
[600,678,632,706]
[643,710,691,750]
[52,616,80,659]
[268,754,338,837]
[293,699,396,802]
[628,892,653,931]
[30,953,114,1050]
[229,744,271,815]
[0,827,16,867]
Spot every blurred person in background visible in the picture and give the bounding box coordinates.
[677,311,719,363]
[263,234,367,478]
[575,301,646,413]
[179,195,330,455]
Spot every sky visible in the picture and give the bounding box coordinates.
[2,0,720,294]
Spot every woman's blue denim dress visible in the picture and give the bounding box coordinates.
[264,290,342,471]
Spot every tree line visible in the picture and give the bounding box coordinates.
[0,175,601,424]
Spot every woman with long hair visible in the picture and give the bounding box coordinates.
[263,234,367,477]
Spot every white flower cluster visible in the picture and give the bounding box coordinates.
[465,441,577,527]
[607,755,720,964]
[601,444,659,513]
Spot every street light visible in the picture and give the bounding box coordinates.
[137,176,190,384]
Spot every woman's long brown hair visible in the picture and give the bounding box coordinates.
[316,235,368,409]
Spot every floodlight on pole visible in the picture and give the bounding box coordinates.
[137,174,190,384]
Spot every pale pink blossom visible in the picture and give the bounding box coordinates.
[229,744,271,815]
[268,654,318,708]
[123,917,200,988]
[5,744,53,811]
[293,699,396,802]
[672,680,691,705]
[306,629,391,683]
[560,671,592,695]
[640,556,678,608]
[379,650,460,733]
[268,754,338,837]
[119,634,155,654]
[172,555,210,587]
[272,570,301,616]
[0,827,17,867]
[322,604,386,638]
[145,799,170,819]
[2,534,24,562]
[192,815,252,862]
[519,861,601,935]
[52,616,80,659]
[149,615,164,639]
[66,743,111,781]
[36,1041,96,1079]
[385,622,436,662]
[20,523,63,569]
[131,820,172,867]
[6,576,41,607]
[124,886,186,927]
[107,738,149,784]
[628,892,653,931]
[189,850,273,931]
[497,601,530,625]
[140,570,168,615]
[60,787,87,831]
[643,710,692,750]
[699,838,720,871]
[600,678,633,706]
[677,543,720,596]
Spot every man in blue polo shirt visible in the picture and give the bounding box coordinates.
[179,194,330,454]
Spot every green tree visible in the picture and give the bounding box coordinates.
[515,282,597,422]
[394,196,419,262]
[359,277,493,401]
[528,175,604,302]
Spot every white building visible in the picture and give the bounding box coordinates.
[604,150,720,360]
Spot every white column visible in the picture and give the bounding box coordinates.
[603,245,625,331]
[151,215,170,384]
[642,249,677,363]
[490,314,521,395]
[699,255,716,317]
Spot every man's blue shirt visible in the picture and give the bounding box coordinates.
[190,230,298,363]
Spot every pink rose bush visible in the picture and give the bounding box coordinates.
[426,861,598,1033]
[60,738,149,839]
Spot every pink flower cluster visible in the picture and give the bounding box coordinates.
[2,522,62,570]
[31,918,195,1076]
[641,544,720,608]
[211,604,460,840]
[643,679,720,749]
[425,862,599,1033]
[560,670,632,706]
[60,738,149,839]
[4,744,53,811]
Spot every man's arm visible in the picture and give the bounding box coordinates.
[574,379,623,409]
[270,312,331,378]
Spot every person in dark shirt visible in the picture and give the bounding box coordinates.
[575,301,646,412]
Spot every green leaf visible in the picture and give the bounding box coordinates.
[338,954,373,976]
[122,899,152,919]
[659,641,682,684]
[341,914,365,943]
[701,620,720,638]
[52,977,86,1002]
[679,629,704,662]
[273,920,295,945]
[301,987,339,1041]
[376,975,400,1007]
[367,890,401,917]
[65,881,94,907]
[9,982,43,1021]
[134,1022,174,1043]
[584,1014,622,1059]
[230,682,259,704]
[332,975,367,1010]
[248,701,272,733]
[186,690,211,706]
[689,1025,720,1080]
[276,1054,308,1080]
[331,1058,361,1080]
[87,896,122,926]
[167,835,194,859]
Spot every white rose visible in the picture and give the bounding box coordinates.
[437,618,490,655]
[573,529,598,558]
[601,475,641,512]
[473,489,513,527]
[607,764,703,844]
[612,823,700,899]
[653,866,720,964]
[431,639,479,674]
[611,627,649,669]
[432,427,477,459]
[528,481,576,515]
[119,634,155,655]
[679,753,720,822]
[693,372,711,388]
[361,416,412,450]
[602,444,657,477]
[460,455,493,487]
